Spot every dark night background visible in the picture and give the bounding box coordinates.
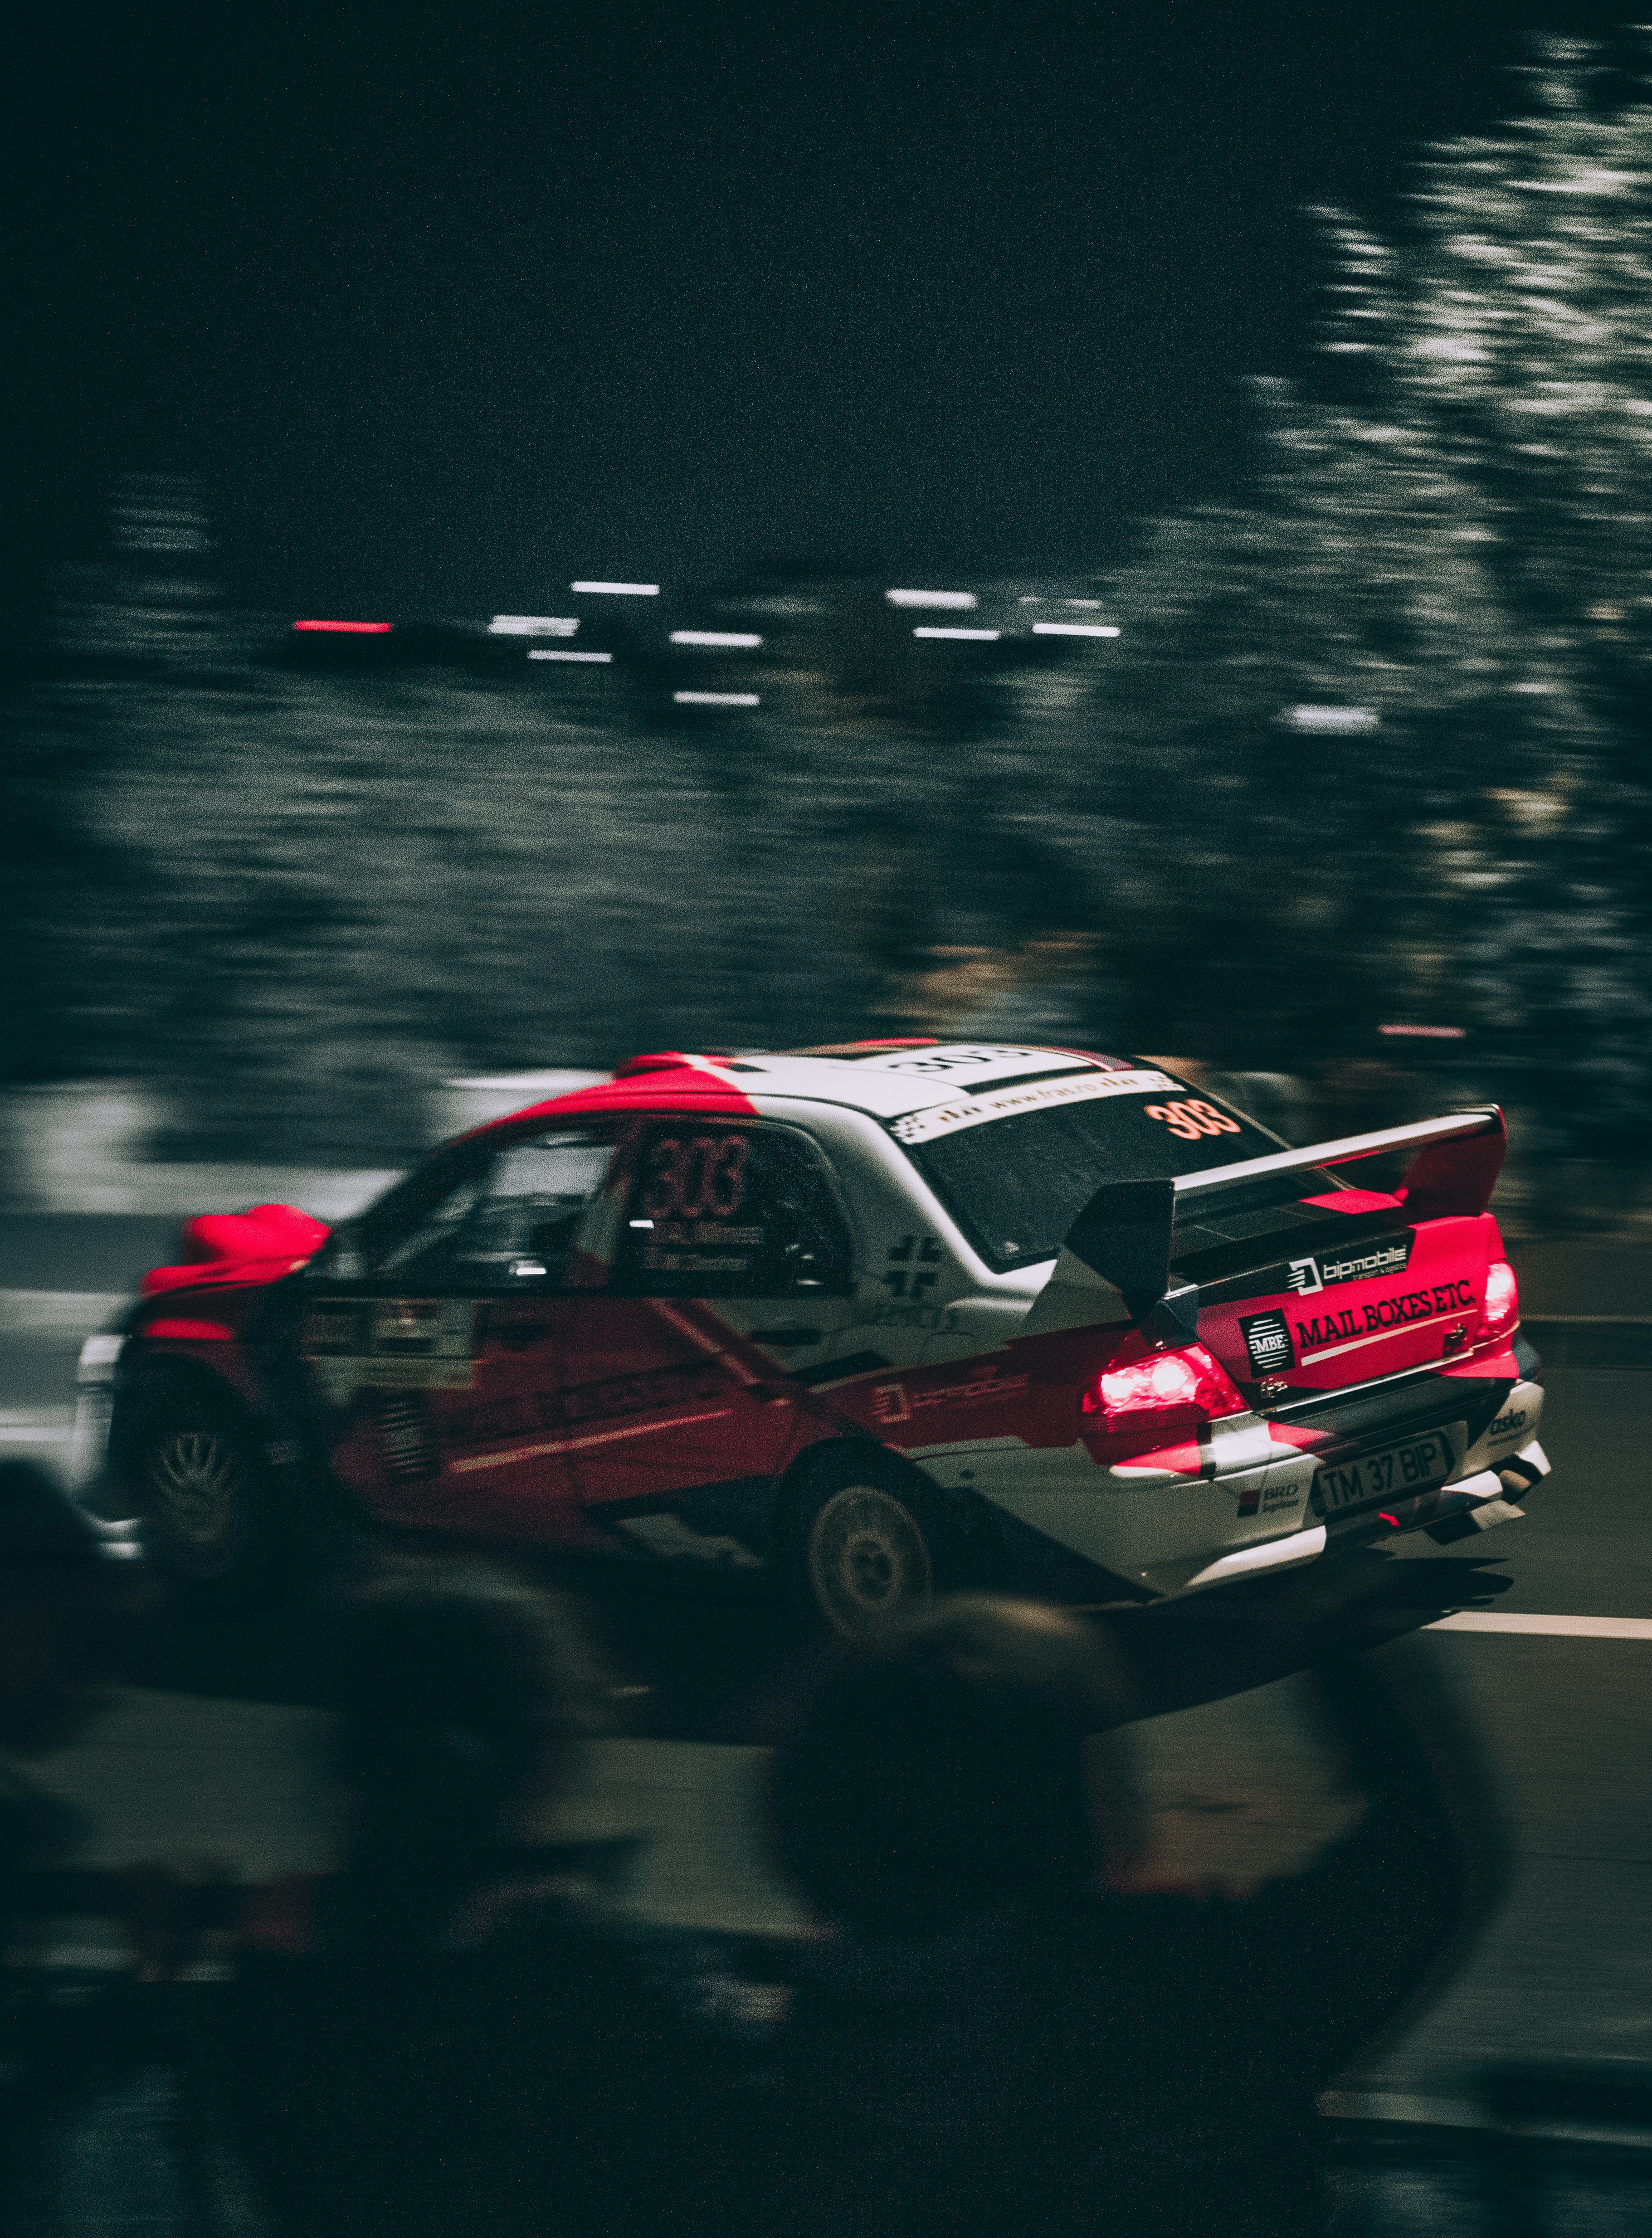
[6,0,1652,1198]
[2,1,1635,618]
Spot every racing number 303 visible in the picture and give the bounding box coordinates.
[643,1133,751,1220]
[1142,1099,1242,1144]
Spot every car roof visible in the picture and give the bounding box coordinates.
[472,1042,1147,1135]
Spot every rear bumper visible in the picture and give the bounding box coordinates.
[1411,1379,1548,1543]
[916,1412,1323,1596]
[1169,1522,1327,1594]
[920,1377,1549,1599]
[1437,1436,1551,1513]
[1417,1381,1549,1543]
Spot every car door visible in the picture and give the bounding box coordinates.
[560,1116,857,1561]
[294,1121,621,1545]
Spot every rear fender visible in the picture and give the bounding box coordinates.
[779,1432,992,1545]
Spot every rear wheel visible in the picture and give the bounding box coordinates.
[779,1449,981,1641]
[130,1398,288,1596]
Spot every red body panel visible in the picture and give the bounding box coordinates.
[1197,1211,1501,1397]
[140,1203,332,1296]
[558,1298,804,1524]
[126,1278,274,1417]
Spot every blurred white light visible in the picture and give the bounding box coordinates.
[1031,622,1120,638]
[885,589,977,610]
[1285,705,1379,732]
[571,581,660,595]
[1019,596,1044,605]
[669,630,764,648]
[674,690,759,706]
[529,649,614,662]
[913,626,1000,640]
[1065,599,1103,609]
[1512,168,1638,196]
[489,615,579,636]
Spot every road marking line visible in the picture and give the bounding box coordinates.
[1319,2089,1482,2130]
[1524,1314,1652,1325]
[1427,1611,1652,1640]
[1319,2086,1652,2147]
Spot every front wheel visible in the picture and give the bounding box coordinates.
[779,1450,982,1642]
[129,1398,288,1597]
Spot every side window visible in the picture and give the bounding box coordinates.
[614,1123,853,1298]
[448,1130,616,1288]
[318,1142,494,1288]
[319,1128,617,1292]
[376,1172,489,1283]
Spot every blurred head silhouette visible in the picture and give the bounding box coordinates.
[0,1462,134,1754]
[332,1559,612,1926]
[769,1594,1141,1939]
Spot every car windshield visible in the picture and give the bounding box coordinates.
[892,1076,1284,1273]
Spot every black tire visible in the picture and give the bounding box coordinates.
[129,1395,290,1597]
[778,1446,986,1642]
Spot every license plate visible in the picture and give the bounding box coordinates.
[1312,1423,1466,1517]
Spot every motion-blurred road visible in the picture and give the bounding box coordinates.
[4,1213,1652,2114]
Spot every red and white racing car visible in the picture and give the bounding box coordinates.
[83,1042,1549,1634]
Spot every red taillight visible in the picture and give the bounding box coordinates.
[1081,1341,1245,1427]
[1480,1258,1519,1344]
[293,619,393,634]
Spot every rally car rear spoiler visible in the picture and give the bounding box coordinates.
[1060,1107,1507,1331]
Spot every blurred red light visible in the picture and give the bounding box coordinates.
[1479,1258,1520,1344]
[292,620,393,634]
[1080,1341,1245,1426]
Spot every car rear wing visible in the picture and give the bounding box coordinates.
[1059,1107,1507,1332]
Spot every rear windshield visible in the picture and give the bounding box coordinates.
[893,1074,1284,1273]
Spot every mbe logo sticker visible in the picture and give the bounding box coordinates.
[1241,1310,1293,1376]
